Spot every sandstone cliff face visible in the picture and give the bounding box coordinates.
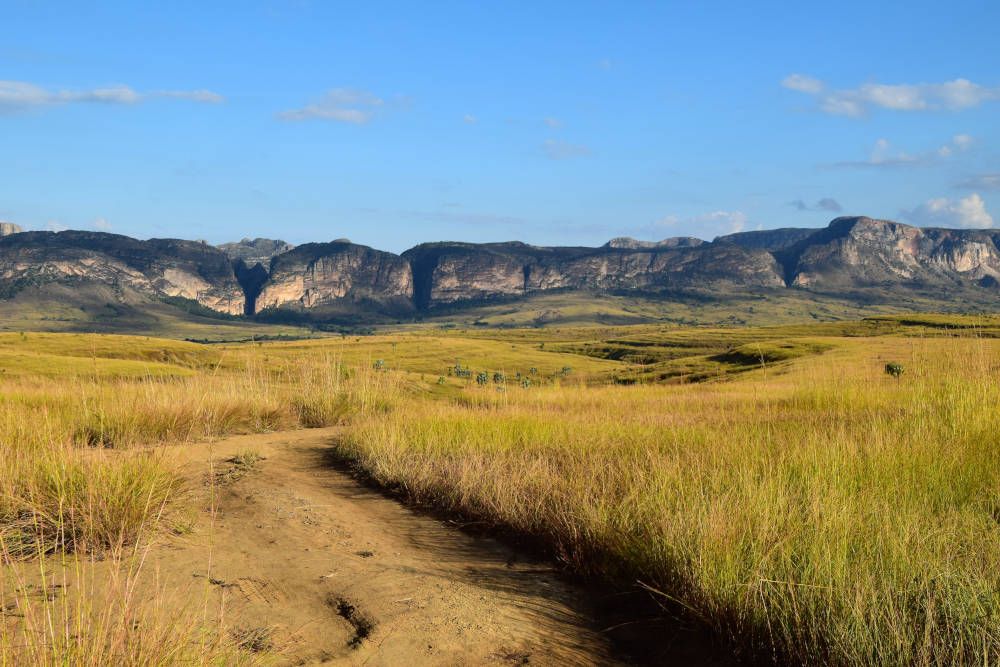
[0,231,245,315]
[255,241,413,314]
[0,223,23,237]
[404,241,785,306]
[403,243,539,308]
[780,217,1000,288]
[533,244,785,292]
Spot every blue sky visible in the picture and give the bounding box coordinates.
[2,1,999,252]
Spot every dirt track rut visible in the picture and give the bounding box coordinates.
[161,427,625,665]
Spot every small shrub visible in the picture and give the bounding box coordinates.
[884,362,904,378]
[229,450,263,470]
[475,372,489,386]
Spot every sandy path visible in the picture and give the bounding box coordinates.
[154,427,626,665]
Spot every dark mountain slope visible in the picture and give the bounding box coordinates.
[0,231,245,314]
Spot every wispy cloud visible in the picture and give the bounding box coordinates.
[658,210,748,237]
[789,197,843,213]
[154,89,224,104]
[901,193,994,229]
[543,117,562,129]
[542,139,590,160]
[462,113,477,124]
[782,74,1000,117]
[827,135,973,169]
[955,174,1000,191]
[278,88,389,123]
[93,217,112,231]
[0,80,223,111]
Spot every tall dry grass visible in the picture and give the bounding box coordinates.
[0,351,394,663]
[337,338,1000,665]
[0,354,385,553]
[4,332,998,664]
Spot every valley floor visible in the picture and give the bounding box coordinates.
[1,315,998,665]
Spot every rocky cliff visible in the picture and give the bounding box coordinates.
[217,238,296,315]
[775,217,1000,289]
[403,240,784,307]
[0,223,23,237]
[255,241,414,315]
[0,231,245,315]
[1,216,997,323]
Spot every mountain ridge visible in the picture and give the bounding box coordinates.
[1,216,998,325]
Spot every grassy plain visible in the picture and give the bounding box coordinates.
[0,315,998,664]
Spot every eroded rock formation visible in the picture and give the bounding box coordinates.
[1,216,998,320]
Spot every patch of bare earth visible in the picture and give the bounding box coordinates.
[113,428,629,664]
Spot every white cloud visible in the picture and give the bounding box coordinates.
[0,80,223,111]
[463,114,477,124]
[658,210,748,236]
[278,88,385,123]
[93,217,112,231]
[597,58,613,71]
[830,135,973,169]
[44,221,68,232]
[902,193,994,229]
[781,74,824,94]
[952,134,974,150]
[782,74,1000,117]
[543,117,562,128]
[542,139,590,160]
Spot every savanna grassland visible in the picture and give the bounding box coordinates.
[0,315,998,665]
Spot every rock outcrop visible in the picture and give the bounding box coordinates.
[216,238,296,315]
[0,222,23,237]
[217,237,295,268]
[0,231,245,314]
[776,217,1000,289]
[604,236,704,250]
[255,241,414,315]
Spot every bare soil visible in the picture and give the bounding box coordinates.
[141,428,626,665]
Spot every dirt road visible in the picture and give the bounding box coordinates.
[155,428,626,665]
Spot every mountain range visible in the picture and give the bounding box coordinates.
[1,216,998,329]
